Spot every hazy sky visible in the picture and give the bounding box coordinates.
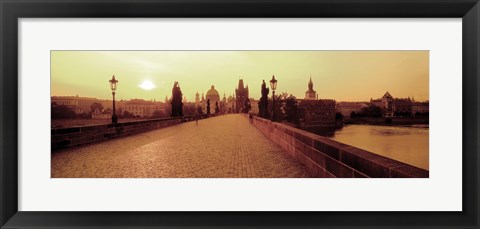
[51,51,429,102]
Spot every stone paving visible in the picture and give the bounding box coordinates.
[51,114,313,178]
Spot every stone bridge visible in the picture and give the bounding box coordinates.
[51,114,428,178]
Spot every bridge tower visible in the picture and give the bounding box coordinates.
[235,78,249,113]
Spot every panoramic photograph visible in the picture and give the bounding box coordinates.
[51,51,429,178]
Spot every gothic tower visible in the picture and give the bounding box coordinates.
[235,78,250,113]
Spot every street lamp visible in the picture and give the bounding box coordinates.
[270,75,277,121]
[109,75,119,124]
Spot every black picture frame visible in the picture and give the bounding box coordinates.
[1,0,479,228]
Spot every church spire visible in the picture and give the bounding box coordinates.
[305,75,317,100]
[308,75,313,90]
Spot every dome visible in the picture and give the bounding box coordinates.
[205,85,220,105]
[206,85,219,97]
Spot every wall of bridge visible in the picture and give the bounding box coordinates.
[251,116,429,178]
[51,115,203,150]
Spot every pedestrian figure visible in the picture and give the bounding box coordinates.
[196,114,199,126]
[249,112,253,123]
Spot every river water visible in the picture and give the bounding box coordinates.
[328,125,429,170]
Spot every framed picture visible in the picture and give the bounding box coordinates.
[1,0,479,228]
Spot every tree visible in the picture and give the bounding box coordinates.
[197,106,203,115]
[51,105,76,119]
[243,99,251,113]
[282,94,299,124]
[90,102,104,113]
[122,111,135,118]
[268,94,282,122]
[335,112,344,120]
[165,102,172,117]
[151,110,167,118]
[350,111,357,118]
[360,104,382,117]
[171,81,183,117]
[183,104,196,116]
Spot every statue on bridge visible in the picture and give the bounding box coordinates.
[206,99,211,115]
[258,80,269,118]
[171,81,184,117]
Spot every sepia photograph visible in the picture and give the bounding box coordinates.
[3,1,476,227]
[51,51,429,178]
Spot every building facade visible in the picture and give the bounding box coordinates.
[52,95,169,118]
[298,99,336,126]
[51,95,113,114]
[393,98,413,116]
[122,99,165,117]
[336,102,368,118]
[370,92,426,117]
[412,101,429,115]
[370,91,394,117]
[297,78,336,126]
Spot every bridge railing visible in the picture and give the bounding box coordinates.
[250,116,429,178]
[51,114,207,150]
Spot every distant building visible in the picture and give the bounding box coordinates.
[370,91,394,117]
[123,99,164,117]
[249,98,259,115]
[91,111,111,120]
[226,94,235,113]
[412,101,429,116]
[52,96,78,107]
[336,102,369,118]
[298,99,336,126]
[298,78,336,126]
[394,98,413,116]
[51,95,112,114]
[195,91,200,108]
[235,79,249,113]
[51,95,168,118]
[370,92,420,117]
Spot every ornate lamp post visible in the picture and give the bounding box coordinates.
[109,75,119,124]
[269,75,277,121]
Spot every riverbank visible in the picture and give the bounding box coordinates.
[346,117,429,126]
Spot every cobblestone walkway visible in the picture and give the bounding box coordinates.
[52,114,312,178]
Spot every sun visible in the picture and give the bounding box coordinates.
[139,80,156,90]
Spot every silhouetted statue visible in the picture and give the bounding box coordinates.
[206,99,211,115]
[215,101,219,114]
[171,81,183,117]
[258,80,269,118]
[244,99,251,113]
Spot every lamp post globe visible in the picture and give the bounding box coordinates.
[109,75,119,124]
[270,75,277,121]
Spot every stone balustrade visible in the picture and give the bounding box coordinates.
[251,116,429,178]
[51,115,205,150]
